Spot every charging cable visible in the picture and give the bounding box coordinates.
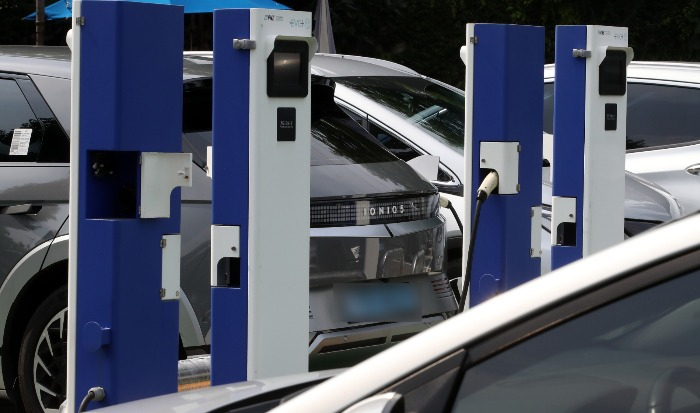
[458,170,499,313]
[78,387,106,412]
[439,195,463,234]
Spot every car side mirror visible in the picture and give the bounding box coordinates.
[342,392,404,413]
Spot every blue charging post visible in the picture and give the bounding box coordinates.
[550,26,633,270]
[460,24,544,307]
[67,1,189,411]
[210,9,316,384]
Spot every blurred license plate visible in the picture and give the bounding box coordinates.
[334,283,421,323]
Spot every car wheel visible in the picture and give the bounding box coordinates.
[18,286,68,413]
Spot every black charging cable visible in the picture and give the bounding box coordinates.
[458,170,499,313]
[78,387,106,412]
[439,195,463,235]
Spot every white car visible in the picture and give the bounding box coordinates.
[545,62,700,214]
[274,211,700,413]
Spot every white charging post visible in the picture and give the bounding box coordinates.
[210,8,316,384]
[551,26,633,269]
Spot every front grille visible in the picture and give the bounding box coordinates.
[311,194,438,227]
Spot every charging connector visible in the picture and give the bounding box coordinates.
[458,170,499,313]
[476,170,499,201]
[439,195,463,234]
[78,386,106,412]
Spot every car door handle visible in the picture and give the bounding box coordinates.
[686,164,700,175]
[0,203,42,215]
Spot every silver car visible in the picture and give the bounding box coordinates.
[545,62,700,214]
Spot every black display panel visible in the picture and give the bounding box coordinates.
[277,107,296,141]
[599,49,627,96]
[267,40,309,98]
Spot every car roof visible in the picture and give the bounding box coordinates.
[0,45,71,78]
[184,51,421,78]
[275,210,700,412]
[0,46,214,80]
[544,61,700,85]
[310,53,419,77]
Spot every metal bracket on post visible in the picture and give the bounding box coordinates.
[530,206,542,258]
[233,39,256,50]
[572,49,591,58]
[140,152,193,218]
[551,196,577,247]
[161,234,181,301]
[479,141,520,194]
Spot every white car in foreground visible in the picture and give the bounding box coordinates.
[274,211,700,412]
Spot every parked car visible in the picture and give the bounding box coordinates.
[0,46,455,413]
[310,54,683,278]
[544,61,700,214]
[84,203,700,412]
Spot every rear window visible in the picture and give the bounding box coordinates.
[626,83,700,150]
[543,81,700,150]
[0,78,43,162]
[334,76,465,154]
[182,78,396,168]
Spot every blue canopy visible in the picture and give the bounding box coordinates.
[24,0,289,20]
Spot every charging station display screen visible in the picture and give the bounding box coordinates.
[267,40,309,98]
[273,52,301,87]
[599,50,627,96]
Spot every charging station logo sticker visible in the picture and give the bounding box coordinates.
[264,14,284,22]
[9,128,32,155]
[289,18,311,28]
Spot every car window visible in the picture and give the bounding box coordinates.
[627,83,700,150]
[368,121,421,162]
[543,82,554,135]
[0,78,43,162]
[181,78,397,169]
[334,76,465,155]
[543,81,700,151]
[453,266,700,412]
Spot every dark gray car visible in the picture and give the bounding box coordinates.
[0,46,456,413]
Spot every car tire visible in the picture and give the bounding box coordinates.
[18,286,68,413]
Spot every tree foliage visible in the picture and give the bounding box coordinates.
[329,0,700,87]
[2,0,699,88]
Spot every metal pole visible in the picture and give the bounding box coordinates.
[35,0,45,46]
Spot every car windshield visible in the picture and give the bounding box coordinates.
[334,76,465,154]
[182,77,396,169]
[454,266,700,412]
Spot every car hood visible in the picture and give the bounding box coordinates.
[541,167,682,222]
[311,161,436,200]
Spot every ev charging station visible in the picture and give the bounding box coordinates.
[210,9,316,384]
[550,26,633,270]
[67,0,188,410]
[460,24,544,307]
